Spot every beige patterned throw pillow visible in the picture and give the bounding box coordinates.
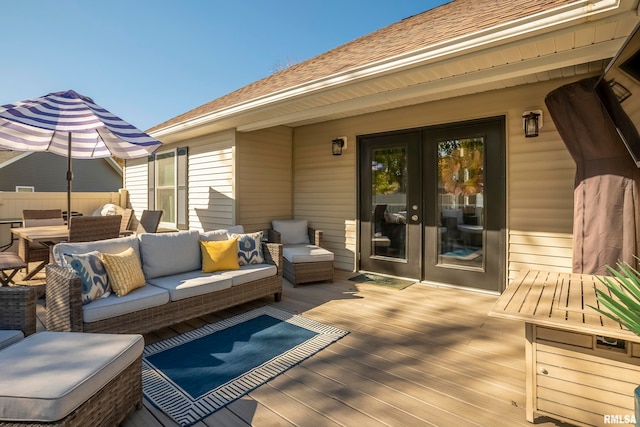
[101,247,146,297]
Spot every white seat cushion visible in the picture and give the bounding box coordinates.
[221,264,278,286]
[147,270,233,301]
[82,284,170,323]
[0,331,143,423]
[0,330,23,351]
[283,244,334,263]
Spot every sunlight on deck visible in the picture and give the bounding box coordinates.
[30,270,570,427]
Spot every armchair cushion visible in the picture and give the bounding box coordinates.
[283,244,334,264]
[272,220,310,245]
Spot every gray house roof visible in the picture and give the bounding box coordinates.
[150,0,640,142]
[0,151,123,192]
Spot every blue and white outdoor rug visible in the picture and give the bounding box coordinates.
[142,306,349,426]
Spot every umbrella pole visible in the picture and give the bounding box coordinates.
[66,133,72,229]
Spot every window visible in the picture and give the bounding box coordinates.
[155,151,176,225]
[15,186,35,192]
[148,147,188,229]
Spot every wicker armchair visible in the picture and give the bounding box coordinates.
[20,209,65,274]
[268,220,334,286]
[68,215,122,242]
[0,286,37,337]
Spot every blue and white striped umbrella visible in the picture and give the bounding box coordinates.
[0,90,161,159]
[0,90,162,220]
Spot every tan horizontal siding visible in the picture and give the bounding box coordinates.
[506,78,576,280]
[123,158,149,215]
[292,124,355,271]
[236,127,292,232]
[185,131,236,230]
[508,230,573,280]
[293,76,583,277]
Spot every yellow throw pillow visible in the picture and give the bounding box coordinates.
[200,238,240,273]
[101,247,146,297]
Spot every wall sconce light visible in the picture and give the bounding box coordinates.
[522,110,543,138]
[332,137,347,155]
[609,79,631,103]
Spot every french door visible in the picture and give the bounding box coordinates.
[358,117,505,292]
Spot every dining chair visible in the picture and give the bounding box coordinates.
[68,215,122,242]
[20,209,65,274]
[137,210,163,233]
[119,208,134,235]
[22,209,65,227]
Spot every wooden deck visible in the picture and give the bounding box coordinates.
[33,270,572,427]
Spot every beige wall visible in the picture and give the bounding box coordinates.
[293,76,581,278]
[126,130,237,231]
[127,127,293,234]
[236,126,293,232]
[130,76,583,284]
[123,157,149,216]
[183,130,236,231]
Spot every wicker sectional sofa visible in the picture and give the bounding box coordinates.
[45,227,283,334]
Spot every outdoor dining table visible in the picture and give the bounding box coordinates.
[10,225,69,280]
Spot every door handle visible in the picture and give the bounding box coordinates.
[411,215,418,221]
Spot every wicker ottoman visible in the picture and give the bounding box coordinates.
[0,332,143,426]
[282,245,334,286]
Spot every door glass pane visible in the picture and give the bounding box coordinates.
[371,147,407,259]
[437,138,484,269]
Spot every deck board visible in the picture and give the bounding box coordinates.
[32,269,569,426]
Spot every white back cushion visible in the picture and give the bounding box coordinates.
[139,230,201,279]
[272,220,310,245]
[199,225,245,241]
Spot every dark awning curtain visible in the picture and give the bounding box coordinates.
[545,76,639,275]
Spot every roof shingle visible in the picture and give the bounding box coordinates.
[149,0,577,133]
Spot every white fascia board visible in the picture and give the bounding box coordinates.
[105,157,123,175]
[0,152,32,169]
[237,38,623,132]
[152,0,620,139]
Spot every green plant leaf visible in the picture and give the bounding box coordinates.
[613,262,640,301]
[593,290,640,324]
[592,264,640,336]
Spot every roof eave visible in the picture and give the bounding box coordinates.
[150,0,623,140]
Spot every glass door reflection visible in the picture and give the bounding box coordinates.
[437,137,484,269]
[371,147,407,259]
